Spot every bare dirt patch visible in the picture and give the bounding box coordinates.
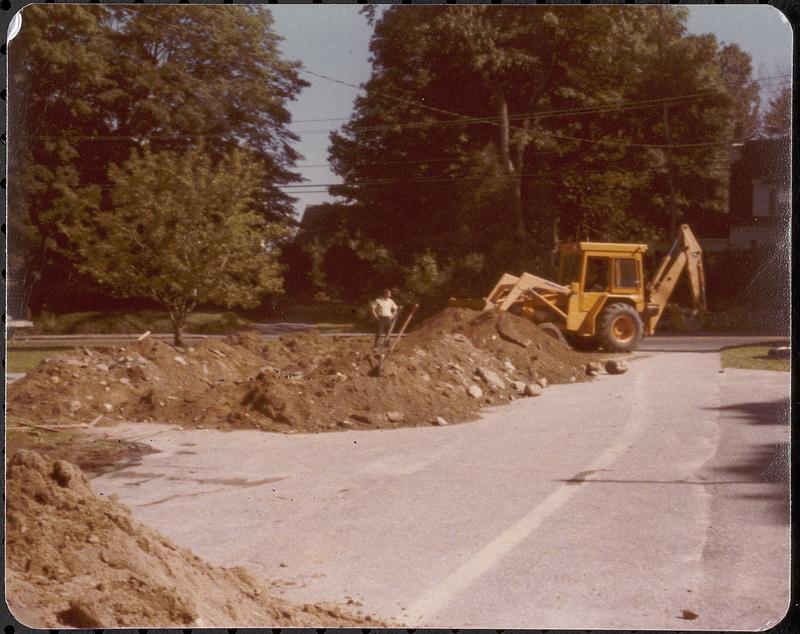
[8,308,594,432]
[5,450,384,628]
[6,429,158,477]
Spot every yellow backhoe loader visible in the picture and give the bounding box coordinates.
[479,224,707,352]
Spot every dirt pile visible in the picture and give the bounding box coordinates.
[8,309,592,432]
[5,450,380,628]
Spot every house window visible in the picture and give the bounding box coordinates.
[769,188,778,216]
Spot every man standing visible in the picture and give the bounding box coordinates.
[371,288,399,349]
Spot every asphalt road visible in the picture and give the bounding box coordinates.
[639,333,788,352]
[91,350,790,629]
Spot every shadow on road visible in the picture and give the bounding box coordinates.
[709,398,790,525]
[713,440,789,525]
[713,397,790,426]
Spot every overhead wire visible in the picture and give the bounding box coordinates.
[127,13,795,150]
[30,12,789,197]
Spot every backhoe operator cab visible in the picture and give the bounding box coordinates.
[482,224,707,353]
[557,241,649,351]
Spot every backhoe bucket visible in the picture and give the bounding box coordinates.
[666,304,706,331]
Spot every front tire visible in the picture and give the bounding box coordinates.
[598,303,644,352]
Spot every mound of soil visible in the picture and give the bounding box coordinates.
[5,450,380,628]
[8,309,591,432]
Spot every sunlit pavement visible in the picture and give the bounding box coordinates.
[91,349,790,629]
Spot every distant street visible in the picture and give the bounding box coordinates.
[638,333,789,352]
[7,326,789,347]
[91,349,790,629]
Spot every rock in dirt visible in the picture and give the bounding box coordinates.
[467,384,484,399]
[496,314,531,348]
[350,412,377,425]
[511,380,526,394]
[386,411,405,423]
[475,366,506,391]
[585,362,603,376]
[524,383,543,397]
[605,359,629,375]
[432,416,449,426]
[535,377,548,389]
[4,450,377,628]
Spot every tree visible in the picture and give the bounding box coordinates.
[8,5,306,314]
[719,44,761,139]
[763,86,791,137]
[62,147,284,346]
[325,5,745,298]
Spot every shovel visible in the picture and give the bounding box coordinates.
[388,303,419,354]
[373,307,402,376]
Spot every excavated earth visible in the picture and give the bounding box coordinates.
[5,450,382,628]
[7,308,592,432]
[4,309,600,628]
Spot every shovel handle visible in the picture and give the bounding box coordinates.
[388,304,419,354]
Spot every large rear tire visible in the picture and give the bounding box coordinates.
[598,303,644,352]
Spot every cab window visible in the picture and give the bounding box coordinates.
[614,258,640,289]
[584,257,610,292]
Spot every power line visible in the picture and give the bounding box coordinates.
[28,15,790,155]
[75,156,735,195]
[285,74,789,130]
[277,162,735,190]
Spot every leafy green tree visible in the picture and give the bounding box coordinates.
[763,86,791,137]
[611,7,735,239]
[326,5,745,294]
[8,5,306,315]
[719,44,761,139]
[63,147,284,346]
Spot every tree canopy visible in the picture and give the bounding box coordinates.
[63,146,284,346]
[763,86,791,137]
[318,6,757,305]
[8,5,306,315]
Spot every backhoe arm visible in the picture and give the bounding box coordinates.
[645,224,707,334]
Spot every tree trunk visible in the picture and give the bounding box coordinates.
[168,307,186,348]
[497,95,526,239]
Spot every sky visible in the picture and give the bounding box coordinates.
[271,5,792,218]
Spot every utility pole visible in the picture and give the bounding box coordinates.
[662,102,679,238]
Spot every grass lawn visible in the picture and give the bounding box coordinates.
[720,345,790,372]
[31,310,252,335]
[5,347,75,373]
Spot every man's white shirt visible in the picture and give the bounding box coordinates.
[373,298,398,318]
